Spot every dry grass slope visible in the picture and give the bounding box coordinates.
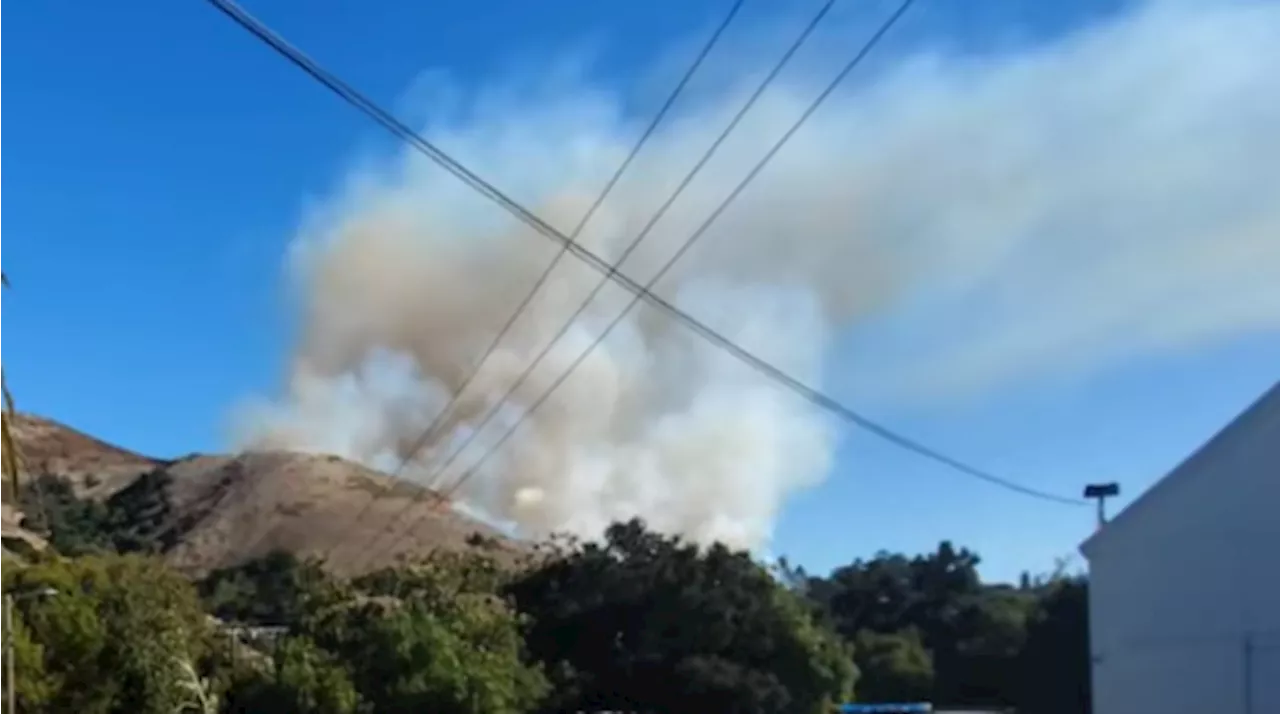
[2,413,522,575]
[4,413,161,499]
[160,450,519,577]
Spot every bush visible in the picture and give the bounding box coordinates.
[222,636,364,714]
[199,550,333,626]
[18,470,173,556]
[3,553,215,714]
[507,519,855,714]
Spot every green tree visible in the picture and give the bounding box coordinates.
[508,519,855,714]
[18,475,115,554]
[100,467,174,552]
[300,551,547,714]
[199,550,333,626]
[17,470,175,556]
[852,628,934,703]
[933,587,1033,705]
[1016,577,1091,714]
[174,655,220,714]
[4,553,215,714]
[222,637,364,714]
[804,542,1085,708]
[810,552,918,639]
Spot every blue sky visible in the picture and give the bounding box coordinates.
[6,0,1278,582]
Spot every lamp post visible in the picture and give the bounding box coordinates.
[3,587,58,714]
[1083,483,1120,530]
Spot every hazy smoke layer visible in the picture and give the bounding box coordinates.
[236,0,1280,548]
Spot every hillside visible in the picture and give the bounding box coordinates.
[4,413,161,498]
[158,450,518,576]
[3,413,519,575]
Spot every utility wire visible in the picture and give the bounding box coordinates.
[368,0,1084,571]
[212,0,1086,572]
[439,0,1086,505]
[209,0,735,315]
[313,0,747,561]
[357,0,845,562]
[421,0,1085,551]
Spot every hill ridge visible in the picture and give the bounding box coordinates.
[3,413,518,575]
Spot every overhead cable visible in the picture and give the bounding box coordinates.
[358,0,847,561]
[428,0,1086,513]
[313,0,748,561]
[210,0,1087,568]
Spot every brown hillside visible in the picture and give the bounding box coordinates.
[6,413,161,498]
[4,414,522,575]
[159,450,519,577]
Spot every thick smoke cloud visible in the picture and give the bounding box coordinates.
[235,0,1280,549]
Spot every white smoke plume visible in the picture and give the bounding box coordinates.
[235,0,1280,549]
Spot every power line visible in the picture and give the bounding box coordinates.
[357,0,843,563]
[211,0,1085,570]
[315,0,748,561]
[208,0,734,315]
[425,0,1084,531]
[215,0,1084,513]
[368,0,1083,571]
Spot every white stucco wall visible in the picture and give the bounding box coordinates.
[1081,384,1280,714]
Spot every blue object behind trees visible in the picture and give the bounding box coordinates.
[838,704,933,713]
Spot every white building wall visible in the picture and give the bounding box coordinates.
[1083,385,1280,714]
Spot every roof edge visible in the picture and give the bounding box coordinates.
[1080,380,1280,559]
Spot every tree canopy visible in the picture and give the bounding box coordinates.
[800,542,1089,710]
[4,496,1091,714]
[18,471,174,556]
[3,553,215,714]
[507,519,856,714]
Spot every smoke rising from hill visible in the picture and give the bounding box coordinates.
[235,0,1280,548]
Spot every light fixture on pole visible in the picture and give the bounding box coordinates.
[1083,483,1120,529]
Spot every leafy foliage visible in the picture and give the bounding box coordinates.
[197,547,548,713]
[173,655,221,714]
[199,550,333,626]
[17,476,115,553]
[852,628,934,702]
[3,515,1091,714]
[1016,577,1091,714]
[18,470,174,555]
[304,551,548,714]
[507,519,855,714]
[222,637,364,714]
[2,274,1091,713]
[3,553,215,714]
[803,543,1089,711]
[100,467,175,551]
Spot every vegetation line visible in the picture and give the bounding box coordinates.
[4,484,1090,714]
